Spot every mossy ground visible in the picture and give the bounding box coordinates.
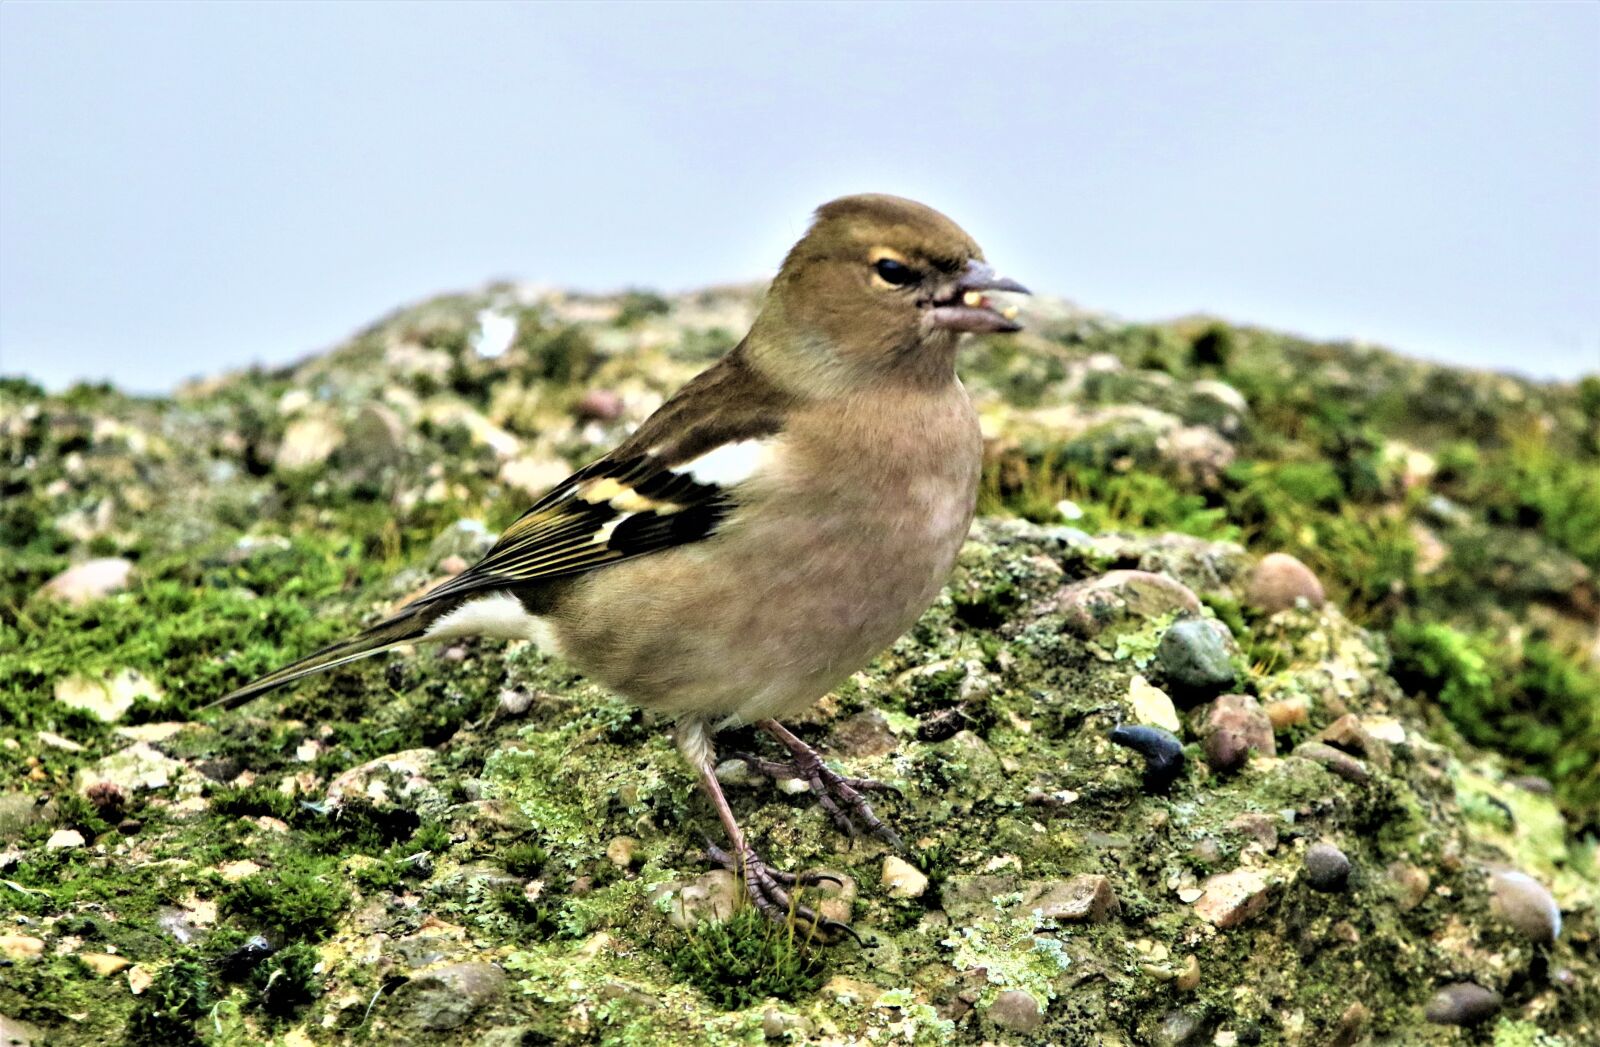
[2,287,1596,1044]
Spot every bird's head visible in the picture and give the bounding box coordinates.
[751,194,1029,393]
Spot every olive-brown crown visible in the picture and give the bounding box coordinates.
[749,194,990,392]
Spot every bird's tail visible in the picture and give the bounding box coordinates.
[208,598,453,710]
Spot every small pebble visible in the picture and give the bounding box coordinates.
[1229,813,1279,851]
[1293,742,1370,783]
[1128,675,1181,733]
[38,557,134,606]
[1109,724,1185,793]
[1330,1001,1371,1047]
[1153,1008,1208,1046]
[1204,730,1250,775]
[1175,953,1201,992]
[79,952,131,977]
[1303,842,1351,892]
[0,934,46,961]
[497,689,533,717]
[1489,869,1561,944]
[1388,862,1430,911]
[1314,714,1390,770]
[605,836,639,869]
[881,856,929,899]
[1026,874,1120,922]
[1156,619,1236,700]
[1424,982,1501,1026]
[1193,869,1272,928]
[45,828,85,850]
[1245,553,1325,613]
[1264,695,1310,729]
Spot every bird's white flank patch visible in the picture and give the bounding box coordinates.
[675,719,715,772]
[424,593,559,651]
[679,439,771,487]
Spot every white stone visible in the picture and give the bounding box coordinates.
[77,741,184,792]
[275,415,343,471]
[38,558,133,605]
[45,829,85,850]
[473,309,517,358]
[37,731,84,752]
[881,856,929,899]
[1128,675,1181,733]
[55,669,162,723]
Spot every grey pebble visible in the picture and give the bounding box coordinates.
[1304,842,1351,892]
[1423,982,1501,1026]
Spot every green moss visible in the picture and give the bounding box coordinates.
[219,855,350,943]
[500,839,550,876]
[663,905,827,1010]
[1392,621,1600,823]
[127,960,216,1046]
[614,289,672,327]
[210,784,425,855]
[253,941,323,1017]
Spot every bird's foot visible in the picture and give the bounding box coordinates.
[706,842,860,943]
[728,746,903,850]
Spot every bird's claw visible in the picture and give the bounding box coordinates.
[728,748,904,850]
[705,843,861,944]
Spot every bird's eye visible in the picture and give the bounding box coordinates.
[873,258,918,287]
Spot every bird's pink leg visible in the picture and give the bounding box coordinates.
[674,720,852,938]
[738,719,903,850]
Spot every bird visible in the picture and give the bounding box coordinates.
[213,193,1028,935]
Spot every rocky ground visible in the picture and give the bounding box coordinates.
[1,284,1596,1045]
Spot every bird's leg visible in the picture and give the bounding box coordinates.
[674,720,853,939]
[733,719,903,850]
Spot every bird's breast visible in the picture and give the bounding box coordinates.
[549,382,982,721]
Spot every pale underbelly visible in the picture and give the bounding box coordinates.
[547,504,972,723]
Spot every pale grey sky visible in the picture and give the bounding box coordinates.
[2,1,1597,391]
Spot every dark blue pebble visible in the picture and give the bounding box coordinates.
[1110,724,1185,793]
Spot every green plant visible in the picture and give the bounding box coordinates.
[253,942,323,1017]
[663,906,827,1010]
[219,856,350,943]
[127,961,215,1045]
[1392,621,1600,824]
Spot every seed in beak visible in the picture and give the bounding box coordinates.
[1002,305,1019,321]
[962,290,985,308]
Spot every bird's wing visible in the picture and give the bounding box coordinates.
[209,347,793,710]
[415,345,793,605]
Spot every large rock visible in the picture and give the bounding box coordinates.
[1053,570,1202,638]
[77,741,185,793]
[395,962,507,1031]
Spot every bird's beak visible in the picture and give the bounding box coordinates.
[927,260,1031,333]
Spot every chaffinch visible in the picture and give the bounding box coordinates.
[216,194,1028,934]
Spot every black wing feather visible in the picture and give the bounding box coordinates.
[413,452,733,605]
